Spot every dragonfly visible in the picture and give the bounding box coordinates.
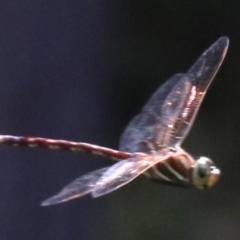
[0,37,229,206]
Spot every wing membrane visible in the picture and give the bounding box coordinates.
[92,149,171,197]
[41,150,170,204]
[41,168,108,206]
[175,37,229,145]
[119,37,229,152]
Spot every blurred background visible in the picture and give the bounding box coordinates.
[0,1,239,240]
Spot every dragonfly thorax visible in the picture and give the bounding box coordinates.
[191,156,221,189]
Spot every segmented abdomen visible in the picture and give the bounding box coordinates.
[0,135,132,160]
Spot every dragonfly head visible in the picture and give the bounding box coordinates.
[192,156,221,189]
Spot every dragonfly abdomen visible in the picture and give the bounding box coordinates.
[0,135,132,161]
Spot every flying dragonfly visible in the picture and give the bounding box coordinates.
[0,37,229,206]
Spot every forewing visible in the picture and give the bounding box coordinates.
[119,37,229,152]
[41,168,108,206]
[173,36,229,146]
[119,74,192,153]
[92,149,171,197]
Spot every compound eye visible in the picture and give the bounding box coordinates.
[197,165,209,178]
[193,157,220,189]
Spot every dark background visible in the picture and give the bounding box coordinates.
[0,1,239,240]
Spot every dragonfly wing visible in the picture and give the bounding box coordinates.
[119,74,192,153]
[92,149,171,197]
[174,36,229,146]
[119,37,229,152]
[41,168,108,206]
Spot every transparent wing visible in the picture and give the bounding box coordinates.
[119,74,192,153]
[174,36,229,146]
[41,168,108,206]
[119,37,229,153]
[92,149,171,197]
